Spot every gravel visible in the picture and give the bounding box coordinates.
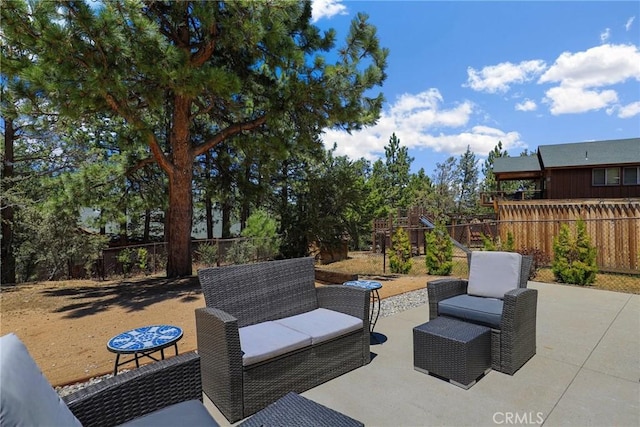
[380,288,429,318]
[56,288,429,397]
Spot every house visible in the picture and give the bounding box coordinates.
[483,138,639,274]
[487,138,640,202]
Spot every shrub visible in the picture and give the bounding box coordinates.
[552,219,597,285]
[425,222,453,275]
[518,247,551,280]
[482,231,515,252]
[241,210,280,260]
[196,242,219,267]
[136,248,149,275]
[389,227,412,274]
[225,239,255,265]
[117,248,135,277]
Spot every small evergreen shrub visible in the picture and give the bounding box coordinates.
[117,248,134,277]
[389,227,412,274]
[425,222,453,275]
[136,248,149,274]
[241,210,280,260]
[196,243,219,267]
[552,219,598,285]
[481,231,515,252]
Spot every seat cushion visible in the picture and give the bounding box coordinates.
[239,321,312,366]
[0,333,82,427]
[274,308,363,345]
[438,295,504,329]
[467,251,522,299]
[119,399,219,426]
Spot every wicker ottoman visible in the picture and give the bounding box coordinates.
[238,392,363,427]
[413,316,491,389]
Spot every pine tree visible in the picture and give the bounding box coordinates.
[425,222,453,275]
[2,1,388,277]
[389,227,412,274]
[552,220,597,285]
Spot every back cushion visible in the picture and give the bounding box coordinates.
[198,257,318,327]
[0,333,82,427]
[467,251,522,299]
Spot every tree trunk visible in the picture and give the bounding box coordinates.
[143,209,151,242]
[205,194,214,240]
[165,96,194,277]
[1,118,16,284]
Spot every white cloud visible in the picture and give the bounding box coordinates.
[320,90,524,161]
[465,60,547,93]
[515,99,537,112]
[543,86,618,115]
[600,28,611,43]
[538,44,640,115]
[625,16,635,31]
[311,0,348,23]
[617,101,640,118]
[538,44,640,88]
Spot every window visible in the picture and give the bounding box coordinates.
[623,167,640,185]
[592,168,620,186]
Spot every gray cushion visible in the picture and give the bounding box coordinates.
[0,333,82,427]
[238,321,312,366]
[274,308,363,345]
[119,399,219,427]
[467,251,522,299]
[438,295,504,329]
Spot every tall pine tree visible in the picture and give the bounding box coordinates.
[2,1,388,277]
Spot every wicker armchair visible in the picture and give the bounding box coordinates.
[196,257,370,423]
[0,333,218,427]
[427,252,537,375]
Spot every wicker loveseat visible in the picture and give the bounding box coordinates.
[427,251,537,375]
[196,257,371,423]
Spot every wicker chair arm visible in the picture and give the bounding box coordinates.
[502,288,538,329]
[426,278,468,320]
[317,286,370,328]
[195,307,244,423]
[63,352,201,427]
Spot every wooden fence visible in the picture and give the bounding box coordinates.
[497,199,640,274]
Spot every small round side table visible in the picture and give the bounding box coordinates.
[107,324,183,375]
[343,280,382,338]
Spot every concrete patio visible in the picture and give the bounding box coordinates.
[204,281,640,426]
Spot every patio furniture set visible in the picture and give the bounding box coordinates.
[1,252,537,426]
[415,251,537,388]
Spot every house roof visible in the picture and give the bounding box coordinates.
[493,155,541,174]
[537,138,640,168]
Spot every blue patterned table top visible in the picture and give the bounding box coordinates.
[343,280,382,290]
[107,325,183,353]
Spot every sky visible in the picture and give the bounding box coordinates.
[310,0,640,174]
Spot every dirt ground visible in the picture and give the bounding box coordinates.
[0,274,427,387]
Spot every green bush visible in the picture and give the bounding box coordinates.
[389,227,412,274]
[241,210,280,260]
[196,242,219,267]
[225,239,255,265]
[481,231,515,252]
[136,248,149,274]
[425,222,453,275]
[552,219,597,285]
[117,248,135,277]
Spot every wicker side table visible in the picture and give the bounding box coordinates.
[413,316,491,389]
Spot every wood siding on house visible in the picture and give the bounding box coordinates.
[544,166,640,199]
[497,199,640,274]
